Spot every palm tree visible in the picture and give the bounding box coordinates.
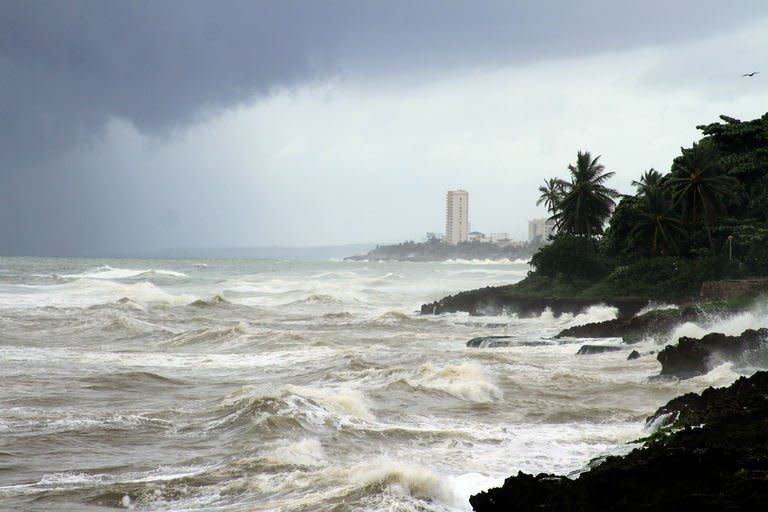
[631,169,664,197]
[536,178,565,215]
[669,142,738,252]
[553,151,620,239]
[630,184,686,256]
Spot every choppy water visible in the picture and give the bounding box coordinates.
[1,257,765,511]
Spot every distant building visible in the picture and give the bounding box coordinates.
[468,231,487,242]
[490,232,509,243]
[445,190,469,244]
[528,218,555,243]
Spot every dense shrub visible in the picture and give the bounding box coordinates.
[583,256,728,300]
[530,236,613,280]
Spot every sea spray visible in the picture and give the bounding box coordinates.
[407,363,503,403]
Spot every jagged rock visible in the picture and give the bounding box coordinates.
[470,371,768,511]
[575,345,624,355]
[420,286,647,318]
[466,336,551,348]
[466,336,514,348]
[657,328,768,378]
[555,307,698,342]
[627,350,641,360]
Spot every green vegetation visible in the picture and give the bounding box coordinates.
[345,238,540,262]
[521,112,768,301]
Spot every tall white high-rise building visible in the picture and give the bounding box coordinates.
[528,218,555,242]
[445,190,469,244]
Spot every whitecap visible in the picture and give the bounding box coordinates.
[61,265,187,280]
[407,363,502,403]
[260,438,327,467]
[285,384,375,422]
[351,462,458,505]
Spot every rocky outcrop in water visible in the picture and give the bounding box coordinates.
[554,307,699,342]
[420,286,646,319]
[466,336,514,348]
[470,371,768,511]
[466,336,551,348]
[656,328,768,378]
[575,345,624,355]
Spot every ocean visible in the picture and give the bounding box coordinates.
[0,257,764,511]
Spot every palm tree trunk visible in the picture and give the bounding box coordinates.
[705,224,715,255]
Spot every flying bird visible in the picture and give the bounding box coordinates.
[742,71,759,77]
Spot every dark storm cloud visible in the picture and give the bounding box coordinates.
[2,0,768,256]
[2,0,767,167]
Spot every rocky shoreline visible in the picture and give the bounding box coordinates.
[657,328,768,378]
[470,371,768,511]
[420,284,648,318]
[434,282,768,510]
[553,306,700,342]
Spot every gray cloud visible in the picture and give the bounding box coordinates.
[3,0,767,167]
[2,1,768,255]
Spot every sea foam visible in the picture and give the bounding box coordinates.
[408,363,502,403]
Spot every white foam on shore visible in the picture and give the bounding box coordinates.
[691,362,741,388]
[665,305,768,345]
[446,472,505,510]
[566,304,619,327]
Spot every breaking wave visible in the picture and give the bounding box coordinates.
[258,438,327,467]
[402,363,503,403]
[287,294,346,306]
[188,294,230,307]
[0,279,194,308]
[61,265,188,280]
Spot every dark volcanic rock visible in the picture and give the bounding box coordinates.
[466,336,514,348]
[555,307,698,342]
[420,285,646,319]
[470,371,768,512]
[575,345,624,355]
[466,336,550,348]
[657,328,768,378]
[627,350,641,360]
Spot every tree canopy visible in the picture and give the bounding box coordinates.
[527,112,768,299]
[549,151,620,239]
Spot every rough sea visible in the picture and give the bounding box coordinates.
[1,257,765,511]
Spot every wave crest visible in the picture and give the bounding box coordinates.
[188,295,230,307]
[406,363,502,403]
[62,265,188,280]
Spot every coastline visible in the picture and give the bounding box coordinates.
[419,283,649,318]
[470,371,768,511]
[424,278,768,510]
[344,240,540,263]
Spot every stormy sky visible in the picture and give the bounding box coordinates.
[2,1,767,256]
